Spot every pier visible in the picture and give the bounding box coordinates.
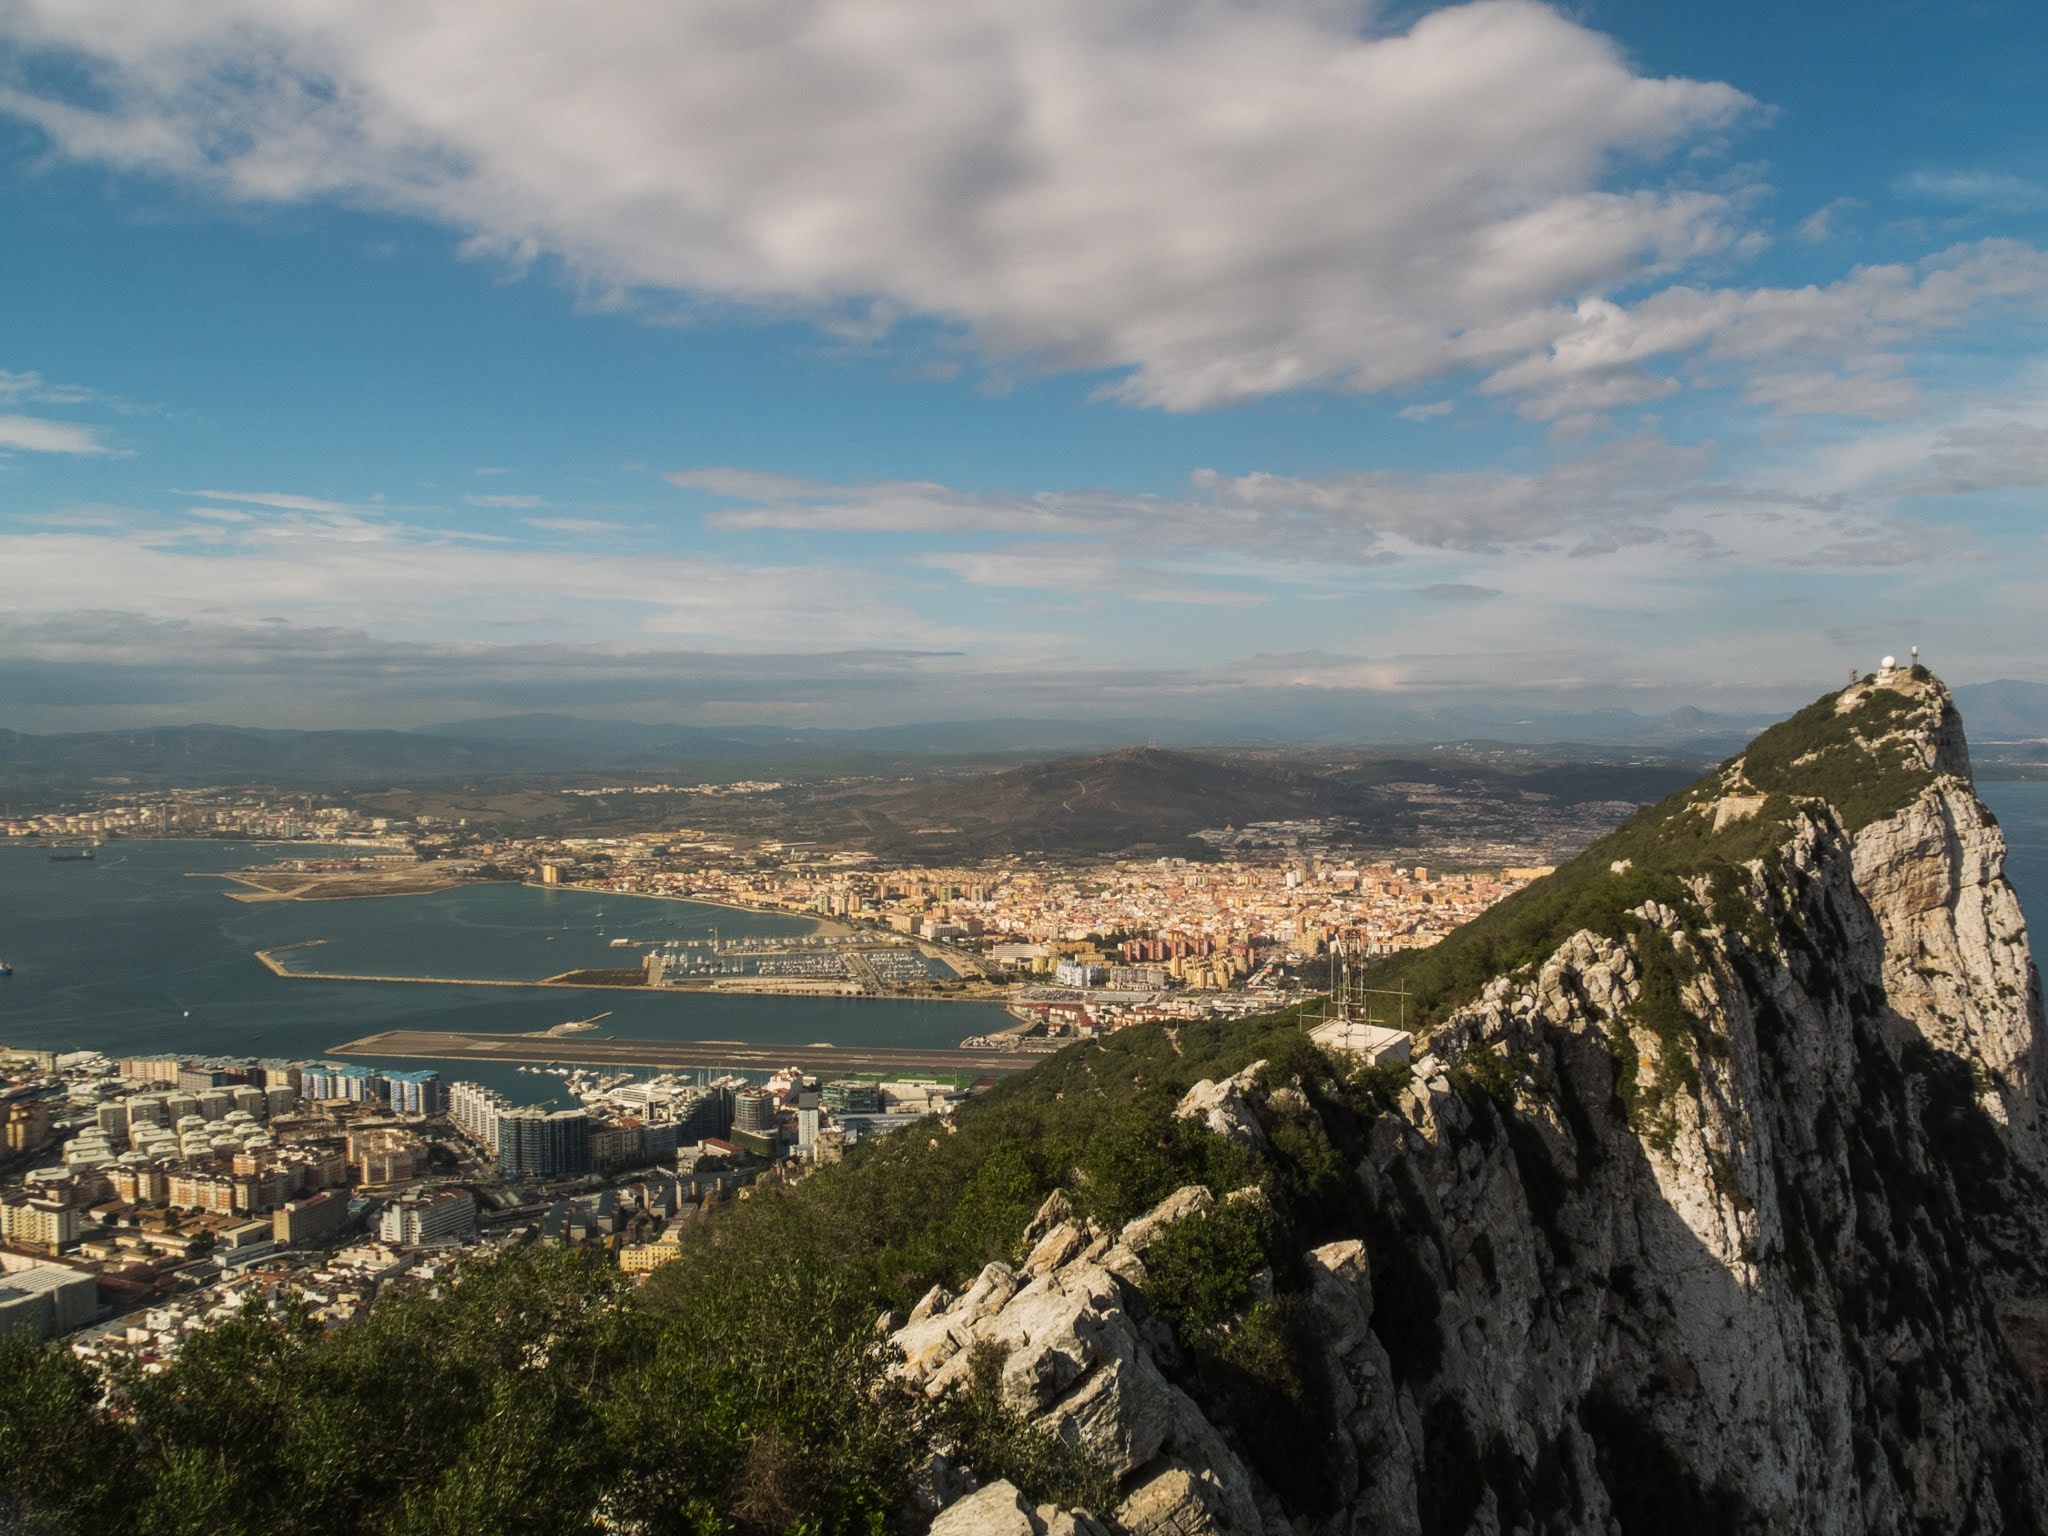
[328,1028,1059,1076]
[256,944,539,988]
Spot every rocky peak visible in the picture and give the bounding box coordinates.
[894,669,2048,1533]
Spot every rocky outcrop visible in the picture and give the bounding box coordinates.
[897,668,2048,1534]
[890,1188,1267,1536]
[929,1480,1113,1536]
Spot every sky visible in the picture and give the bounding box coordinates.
[0,0,2044,734]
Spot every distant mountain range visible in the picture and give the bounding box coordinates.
[1952,680,2048,742]
[2,681,2038,795]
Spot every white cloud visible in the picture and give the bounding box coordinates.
[1480,240,2048,421]
[465,492,545,508]
[1397,400,1457,421]
[1897,170,2048,212]
[0,0,1750,410]
[1796,197,1859,242]
[183,488,359,513]
[0,414,116,454]
[923,544,1265,606]
[522,516,626,534]
[0,506,961,653]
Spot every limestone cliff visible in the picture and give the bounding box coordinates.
[895,666,2048,1535]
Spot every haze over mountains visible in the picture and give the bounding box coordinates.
[2,682,2040,795]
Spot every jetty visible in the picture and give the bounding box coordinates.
[329,1028,1055,1076]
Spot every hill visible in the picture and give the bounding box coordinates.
[836,745,1696,861]
[6,666,2046,1533]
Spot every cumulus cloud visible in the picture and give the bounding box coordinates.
[0,0,1752,410]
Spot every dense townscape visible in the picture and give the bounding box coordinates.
[0,1040,985,1359]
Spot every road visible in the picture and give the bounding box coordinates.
[329,1028,1061,1076]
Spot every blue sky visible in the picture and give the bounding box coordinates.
[0,0,2043,732]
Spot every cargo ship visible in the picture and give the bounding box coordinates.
[47,847,96,863]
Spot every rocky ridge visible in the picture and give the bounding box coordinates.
[892,666,2048,1534]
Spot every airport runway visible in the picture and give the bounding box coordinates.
[329,1027,1059,1076]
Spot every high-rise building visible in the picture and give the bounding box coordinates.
[591,1122,647,1173]
[300,1064,381,1103]
[732,1089,776,1136]
[497,1108,591,1178]
[0,1200,80,1254]
[674,1087,730,1142]
[377,1190,477,1246]
[3,1102,53,1155]
[273,1191,348,1247]
[450,1081,512,1152]
[379,1069,445,1117]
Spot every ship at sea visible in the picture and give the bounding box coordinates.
[0,960,12,977]
[47,847,96,863]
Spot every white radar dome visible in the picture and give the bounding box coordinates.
[1882,655,1897,670]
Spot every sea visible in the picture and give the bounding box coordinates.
[0,841,1006,1109]
[4,788,2047,1110]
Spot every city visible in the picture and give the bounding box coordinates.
[1,1039,988,1359]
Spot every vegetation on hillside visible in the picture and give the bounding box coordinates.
[0,1012,1426,1534]
[1355,676,1944,1031]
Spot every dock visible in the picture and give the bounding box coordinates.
[328,1028,1059,1076]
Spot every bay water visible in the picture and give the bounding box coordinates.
[0,841,1001,1107]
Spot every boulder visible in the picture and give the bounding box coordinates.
[1119,1185,1214,1256]
[1174,1063,1268,1148]
[930,1479,1037,1536]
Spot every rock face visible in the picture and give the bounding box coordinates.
[890,1192,1268,1536]
[896,668,2048,1534]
